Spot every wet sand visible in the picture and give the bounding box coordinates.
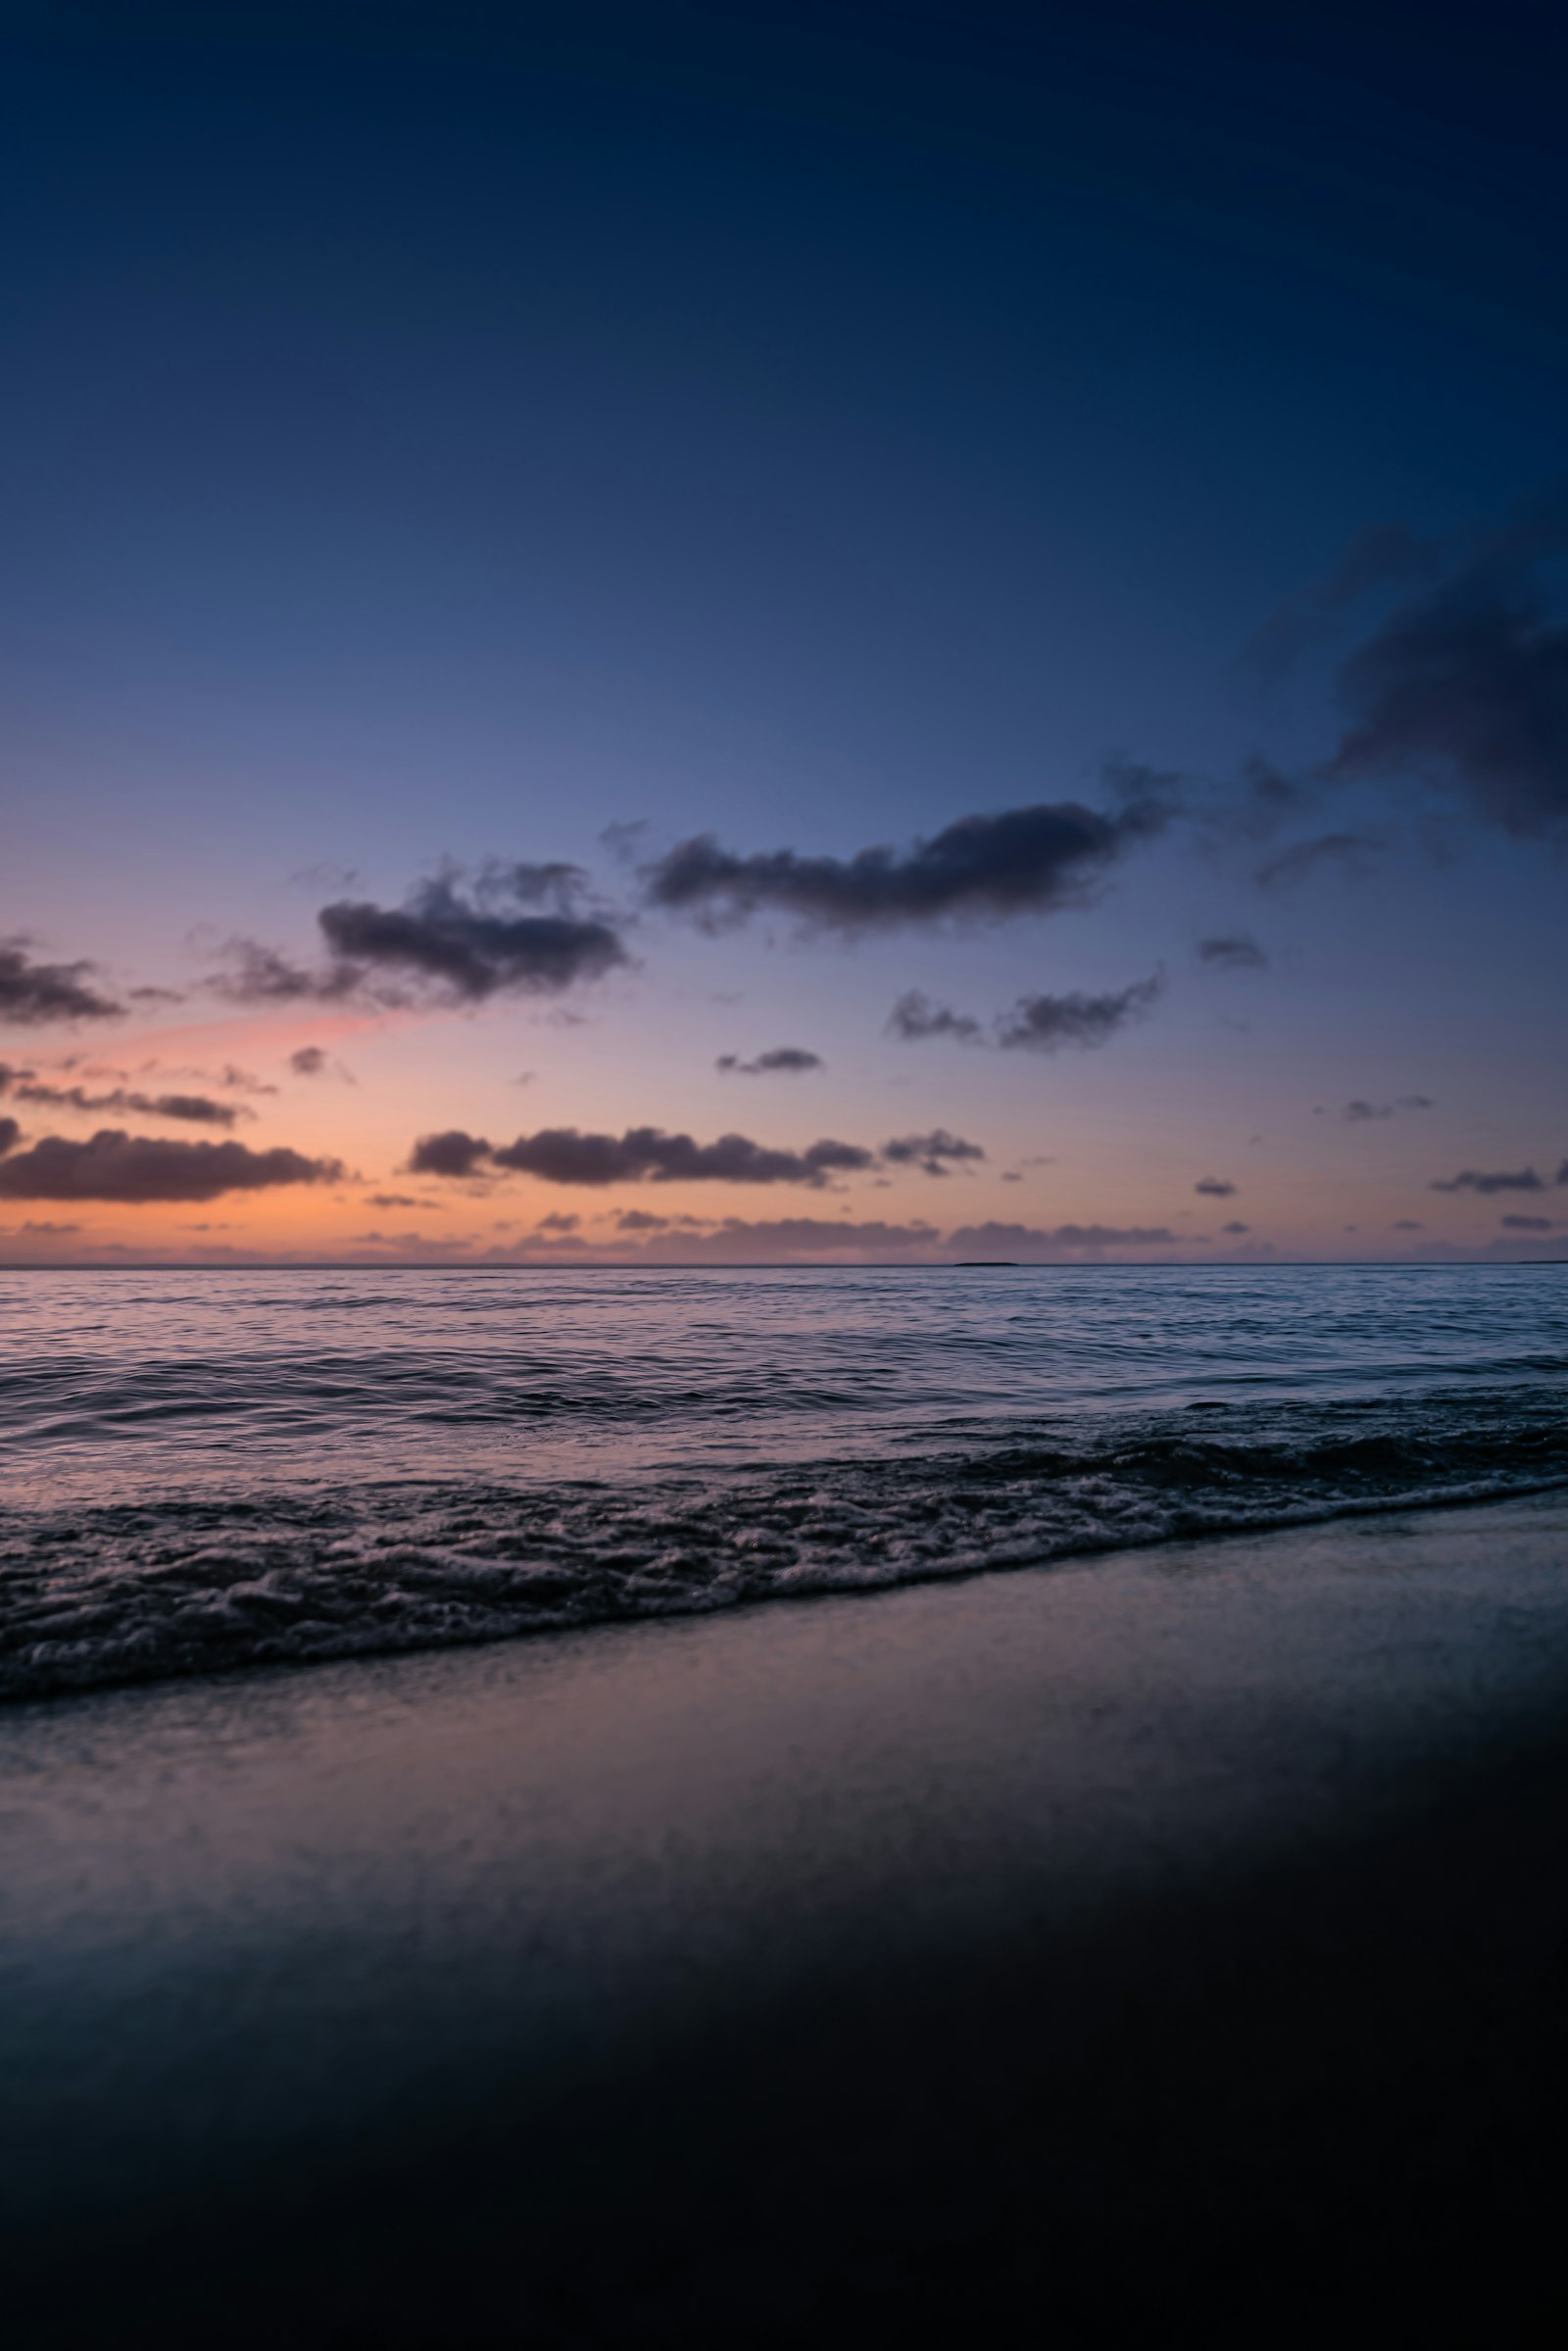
[3,1492,1567,2346]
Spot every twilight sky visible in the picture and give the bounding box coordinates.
[3,0,1565,1263]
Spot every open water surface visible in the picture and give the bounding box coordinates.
[2,1263,1564,1699]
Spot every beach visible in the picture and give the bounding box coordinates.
[5,1488,1567,2346]
[9,5,1567,2337]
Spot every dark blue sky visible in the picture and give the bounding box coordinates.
[3,2,1565,1260]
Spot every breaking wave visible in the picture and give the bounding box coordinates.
[4,1389,1566,1701]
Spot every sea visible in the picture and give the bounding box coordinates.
[2,1261,1565,1703]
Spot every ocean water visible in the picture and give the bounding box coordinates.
[1,1262,1564,1701]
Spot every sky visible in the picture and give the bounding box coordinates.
[2,0,1565,1264]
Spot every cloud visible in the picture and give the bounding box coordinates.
[889,974,1161,1054]
[1342,1097,1435,1122]
[1245,521,1433,676]
[407,1130,494,1178]
[493,1127,876,1187]
[216,865,628,1008]
[416,1120,988,1189]
[487,1215,946,1263]
[364,1193,445,1211]
[994,975,1162,1053]
[0,1068,249,1126]
[1257,832,1386,890]
[535,1211,580,1233]
[413,1125,877,1188]
[1195,1176,1236,1197]
[347,1230,475,1252]
[946,1221,1185,1259]
[643,782,1175,935]
[289,1045,355,1084]
[1196,932,1268,969]
[0,943,122,1025]
[881,1130,987,1178]
[1429,1167,1544,1195]
[1393,1219,1425,1230]
[0,1116,19,1157]
[615,1209,668,1231]
[1321,499,1568,838]
[660,1216,939,1259]
[715,1048,824,1075]
[0,1130,342,1202]
[886,993,983,1044]
[1222,1220,1250,1234]
[1500,1214,1556,1231]
[211,943,359,1005]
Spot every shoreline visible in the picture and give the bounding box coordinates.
[5,1491,1568,2343]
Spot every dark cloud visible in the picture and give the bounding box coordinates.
[1222,1221,1250,1234]
[1500,1214,1555,1231]
[643,783,1173,936]
[715,1048,824,1075]
[211,942,359,1005]
[1196,932,1268,969]
[666,1216,939,1259]
[0,1130,342,1202]
[289,1045,355,1084]
[492,1127,875,1188]
[0,1116,19,1157]
[889,975,1160,1053]
[1323,501,1568,837]
[0,1069,248,1126]
[217,866,628,1007]
[1195,1177,1236,1197]
[995,975,1162,1053]
[881,1130,986,1178]
[319,869,624,1000]
[536,1212,580,1233]
[413,1125,876,1188]
[658,1215,939,1260]
[1559,1161,1568,1187]
[1393,1220,1425,1231]
[407,1130,494,1179]
[120,1092,246,1127]
[348,1230,475,1253]
[0,944,122,1025]
[946,1221,1183,1259]
[1256,832,1386,891]
[492,1215,943,1262]
[1342,1097,1435,1122]
[364,1194,445,1211]
[1353,1091,1439,1118]
[885,993,983,1044]
[1429,1167,1544,1195]
[1245,521,1432,676]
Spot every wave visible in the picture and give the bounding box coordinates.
[3,1390,1565,1703]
